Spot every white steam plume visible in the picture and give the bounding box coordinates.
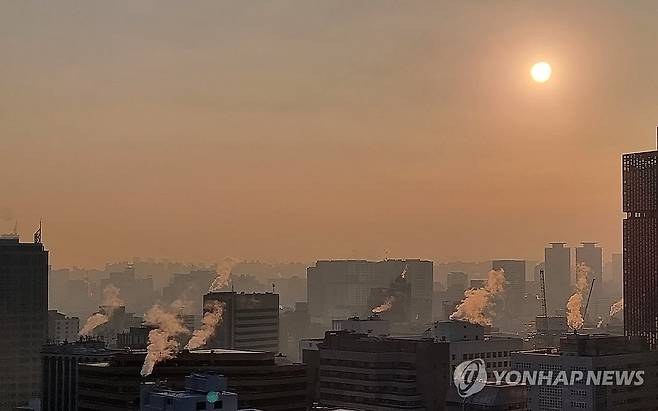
[369,265,407,314]
[450,269,506,326]
[610,298,624,317]
[78,313,109,336]
[209,258,237,292]
[185,301,225,350]
[78,284,124,336]
[566,263,590,330]
[140,305,189,377]
[372,296,395,314]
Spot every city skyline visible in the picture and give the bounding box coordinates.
[4,1,658,267]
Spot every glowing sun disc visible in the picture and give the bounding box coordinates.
[530,62,552,83]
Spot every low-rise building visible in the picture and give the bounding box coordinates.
[140,374,238,411]
[77,349,306,411]
[430,320,524,379]
[41,339,118,411]
[309,330,450,410]
[513,334,658,410]
[204,291,279,352]
[47,310,80,343]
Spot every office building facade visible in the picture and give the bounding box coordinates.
[312,331,450,410]
[47,310,79,343]
[0,234,48,409]
[41,339,116,411]
[513,334,658,411]
[204,291,279,352]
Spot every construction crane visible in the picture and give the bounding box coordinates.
[538,269,550,334]
[583,278,596,323]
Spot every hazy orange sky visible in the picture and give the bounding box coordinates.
[2,1,657,268]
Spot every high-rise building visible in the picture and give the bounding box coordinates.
[513,334,658,411]
[492,259,526,316]
[47,310,80,343]
[0,234,48,409]
[204,291,279,352]
[576,242,603,318]
[307,259,433,326]
[544,243,571,316]
[306,330,450,410]
[622,138,657,349]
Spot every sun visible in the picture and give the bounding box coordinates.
[530,62,552,83]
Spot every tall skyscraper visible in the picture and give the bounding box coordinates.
[0,233,48,409]
[492,259,526,316]
[623,137,657,348]
[576,242,603,317]
[544,243,571,316]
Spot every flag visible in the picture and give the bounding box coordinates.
[34,221,42,244]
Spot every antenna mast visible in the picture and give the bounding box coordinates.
[539,269,548,318]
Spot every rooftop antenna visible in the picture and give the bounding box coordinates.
[272,283,276,294]
[12,220,18,235]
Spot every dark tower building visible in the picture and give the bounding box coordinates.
[623,135,657,348]
[0,232,48,408]
[492,259,526,316]
[544,242,571,316]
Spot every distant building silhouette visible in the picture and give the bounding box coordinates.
[623,137,657,348]
[544,243,571,316]
[47,310,79,343]
[492,259,526,317]
[0,234,48,409]
[306,259,433,326]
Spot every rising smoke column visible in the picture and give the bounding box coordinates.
[610,298,624,317]
[209,258,236,292]
[372,296,395,314]
[566,263,590,330]
[140,305,189,377]
[185,301,225,350]
[79,284,124,336]
[370,264,407,314]
[450,269,506,326]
